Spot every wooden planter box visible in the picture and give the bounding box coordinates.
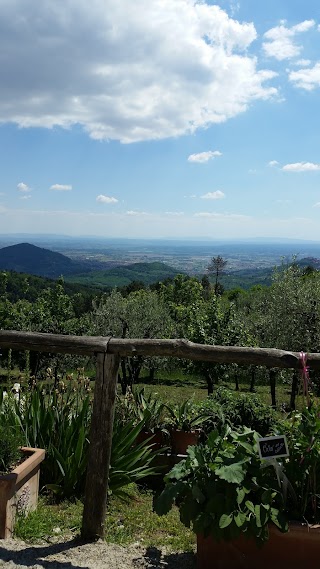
[197,524,320,569]
[0,447,45,539]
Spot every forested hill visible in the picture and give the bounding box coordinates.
[0,243,84,278]
[66,261,182,288]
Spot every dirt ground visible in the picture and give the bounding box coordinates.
[0,539,196,569]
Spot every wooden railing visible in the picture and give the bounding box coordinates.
[0,329,319,541]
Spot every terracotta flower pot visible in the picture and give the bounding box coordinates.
[171,430,199,455]
[0,447,45,539]
[197,523,320,569]
[136,430,167,451]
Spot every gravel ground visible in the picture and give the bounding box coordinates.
[0,539,196,569]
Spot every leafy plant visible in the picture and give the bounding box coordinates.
[200,387,278,436]
[109,418,163,499]
[0,424,23,475]
[0,381,164,501]
[166,399,209,432]
[281,400,320,523]
[154,426,287,544]
[131,387,169,433]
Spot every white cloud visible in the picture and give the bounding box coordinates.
[268,160,279,167]
[294,59,311,66]
[282,162,320,172]
[200,190,225,200]
[188,150,222,163]
[96,194,118,204]
[194,212,249,219]
[0,1,277,143]
[17,182,31,192]
[20,195,31,200]
[126,210,149,216]
[289,62,320,90]
[165,211,184,216]
[263,20,315,61]
[313,202,320,207]
[50,184,72,191]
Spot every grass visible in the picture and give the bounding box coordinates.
[137,380,300,411]
[15,486,196,552]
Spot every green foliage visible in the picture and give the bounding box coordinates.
[281,400,320,523]
[241,263,320,352]
[66,261,181,288]
[91,289,174,390]
[0,380,162,501]
[109,419,163,499]
[0,424,23,474]
[166,399,210,432]
[130,387,169,433]
[0,382,92,498]
[154,427,287,543]
[199,387,278,436]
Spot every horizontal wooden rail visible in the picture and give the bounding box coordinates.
[0,329,320,369]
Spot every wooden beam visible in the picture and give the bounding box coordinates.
[1,330,320,370]
[81,351,120,540]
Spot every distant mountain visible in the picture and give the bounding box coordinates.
[66,261,182,288]
[0,243,85,278]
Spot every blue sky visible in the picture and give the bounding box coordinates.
[1,0,320,240]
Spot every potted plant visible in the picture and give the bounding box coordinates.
[131,387,170,450]
[166,400,209,455]
[0,426,45,538]
[154,422,320,569]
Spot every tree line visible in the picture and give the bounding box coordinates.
[1,257,320,402]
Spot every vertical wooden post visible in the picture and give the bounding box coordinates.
[81,351,120,541]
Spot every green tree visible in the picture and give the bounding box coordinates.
[90,288,174,392]
[207,255,228,295]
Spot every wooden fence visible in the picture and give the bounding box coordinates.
[0,329,319,540]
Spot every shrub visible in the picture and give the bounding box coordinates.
[199,387,278,436]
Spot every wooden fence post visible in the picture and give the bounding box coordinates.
[81,351,120,540]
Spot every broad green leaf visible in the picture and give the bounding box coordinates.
[215,463,245,484]
[219,513,233,529]
[236,487,246,505]
[255,504,262,527]
[234,512,247,528]
[245,500,255,513]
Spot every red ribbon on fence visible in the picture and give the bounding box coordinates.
[299,351,310,404]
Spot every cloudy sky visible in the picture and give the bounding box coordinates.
[1,0,320,240]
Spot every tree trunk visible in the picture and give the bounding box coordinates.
[205,371,214,395]
[290,371,299,410]
[120,358,128,395]
[269,368,277,408]
[250,367,256,392]
[149,367,155,382]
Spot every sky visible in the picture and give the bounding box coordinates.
[1,0,320,241]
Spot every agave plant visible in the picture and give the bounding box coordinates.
[131,386,169,434]
[0,382,163,501]
[109,417,163,500]
[166,399,209,432]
